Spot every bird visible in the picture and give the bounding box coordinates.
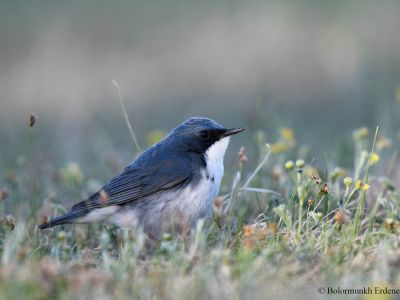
[39,117,244,238]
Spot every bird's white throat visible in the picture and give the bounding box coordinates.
[205,137,230,164]
[204,136,230,185]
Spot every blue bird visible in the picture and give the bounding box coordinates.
[39,117,244,238]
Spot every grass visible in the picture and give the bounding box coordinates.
[0,121,399,300]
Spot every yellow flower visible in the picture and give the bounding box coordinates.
[355,180,370,190]
[280,128,295,142]
[370,152,380,165]
[376,136,392,150]
[271,142,289,154]
[353,127,369,140]
[355,180,362,190]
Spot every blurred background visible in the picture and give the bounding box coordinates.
[1,0,400,176]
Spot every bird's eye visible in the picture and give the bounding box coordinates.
[200,131,210,140]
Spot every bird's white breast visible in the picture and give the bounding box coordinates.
[204,136,230,203]
[205,136,230,183]
[170,137,231,221]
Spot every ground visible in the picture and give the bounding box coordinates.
[1,124,399,300]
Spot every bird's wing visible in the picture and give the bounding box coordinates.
[70,155,193,214]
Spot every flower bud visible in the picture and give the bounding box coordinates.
[353,127,369,140]
[284,160,295,170]
[296,159,305,169]
[370,152,380,165]
[57,231,66,241]
[343,177,353,188]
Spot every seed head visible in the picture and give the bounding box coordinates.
[29,113,38,128]
[0,188,9,201]
[320,183,329,195]
[41,215,49,225]
[384,218,396,231]
[214,196,223,209]
[272,165,283,182]
[334,209,346,225]
[311,173,322,185]
[238,147,248,163]
[4,215,15,230]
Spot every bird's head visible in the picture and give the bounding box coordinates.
[167,117,244,156]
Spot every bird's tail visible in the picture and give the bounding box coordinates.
[38,211,82,229]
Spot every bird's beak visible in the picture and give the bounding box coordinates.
[222,128,245,137]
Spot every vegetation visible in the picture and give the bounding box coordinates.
[1,116,399,300]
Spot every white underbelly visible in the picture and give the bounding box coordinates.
[174,168,222,221]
